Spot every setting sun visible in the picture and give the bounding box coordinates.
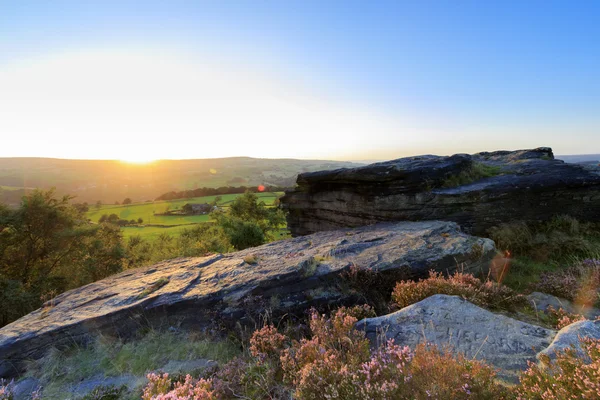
[119,157,156,164]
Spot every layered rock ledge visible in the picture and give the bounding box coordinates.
[0,221,494,378]
[280,147,600,236]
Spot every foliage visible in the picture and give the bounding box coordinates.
[155,185,288,201]
[533,259,600,307]
[515,337,600,399]
[546,306,587,330]
[212,191,286,250]
[441,162,501,188]
[489,215,600,260]
[391,271,528,312]
[124,224,232,269]
[81,384,127,400]
[0,379,14,400]
[0,189,125,326]
[141,305,509,399]
[24,330,239,398]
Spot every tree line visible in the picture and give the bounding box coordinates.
[155,185,290,201]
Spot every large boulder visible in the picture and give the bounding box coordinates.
[280,147,600,236]
[355,294,556,382]
[0,221,494,378]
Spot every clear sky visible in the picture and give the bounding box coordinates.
[0,1,598,161]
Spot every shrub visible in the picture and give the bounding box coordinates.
[0,379,14,400]
[534,258,600,307]
[142,373,217,400]
[515,337,600,399]
[489,216,600,260]
[139,304,519,399]
[546,306,587,330]
[441,162,501,188]
[81,384,126,400]
[391,270,528,312]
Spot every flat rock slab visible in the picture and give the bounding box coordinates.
[281,147,600,236]
[355,294,556,382]
[0,221,494,378]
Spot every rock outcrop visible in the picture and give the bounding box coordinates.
[355,294,556,382]
[280,147,600,236]
[0,221,494,378]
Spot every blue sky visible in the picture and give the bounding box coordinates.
[0,1,598,160]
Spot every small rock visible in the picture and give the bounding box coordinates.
[538,320,600,361]
[527,292,600,319]
[12,378,41,400]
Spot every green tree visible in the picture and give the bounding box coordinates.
[212,191,285,250]
[123,198,132,205]
[0,190,125,326]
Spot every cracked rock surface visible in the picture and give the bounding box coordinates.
[0,221,494,378]
[281,147,600,236]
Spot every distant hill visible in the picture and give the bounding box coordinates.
[557,154,600,164]
[0,157,360,205]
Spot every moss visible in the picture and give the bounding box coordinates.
[243,255,258,265]
[441,162,501,188]
[299,257,319,277]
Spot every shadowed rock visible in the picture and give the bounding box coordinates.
[0,221,494,378]
[355,294,557,382]
[281,147,600,236]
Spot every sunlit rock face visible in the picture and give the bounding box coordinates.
[280,147,600,237]
[0,221,494,378]
[356,294,556,383]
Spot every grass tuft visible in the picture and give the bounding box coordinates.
[441,162,501,188]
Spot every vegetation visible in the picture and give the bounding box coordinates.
[533,258,600,307]
[212,191,286,250]
[156,185,288,201]
[22,330,240,399]
[391,270,528,312]
[441,162,501,188]
[488,215,600,291]
[0,157,356,205]
[86,192,282,241]
[140,306,510,399]
[0,190,125,326]
[515,337,600,399]
[0,189,287,327]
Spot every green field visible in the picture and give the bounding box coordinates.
[86,192,282,240]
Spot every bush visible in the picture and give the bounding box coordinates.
[515,337,600,399]
[533,258,600,307]
[391,270,528,312]
[0,379,14,400]
[141,305,509,399]
[489,216,600,260]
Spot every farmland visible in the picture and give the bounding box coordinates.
[86,192,282,240]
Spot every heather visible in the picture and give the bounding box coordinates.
[141,306,510,399]
[534,258,600,308]
[391,270,528,312]
[515,337,600,399]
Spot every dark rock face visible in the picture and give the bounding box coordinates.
[0,221,494,378]
[281,147,600,236]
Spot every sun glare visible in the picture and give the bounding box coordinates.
[120,157,156,164]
